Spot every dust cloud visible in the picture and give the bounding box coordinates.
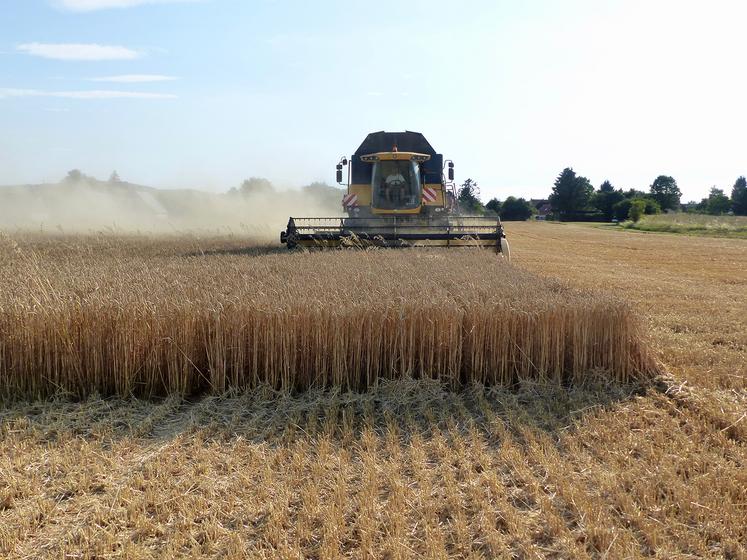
[0,173,344,239]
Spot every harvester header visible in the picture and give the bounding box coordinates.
[280,131,510,258]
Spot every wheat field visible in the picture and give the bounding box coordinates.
[0,233,657,397]
[1,224,745,559]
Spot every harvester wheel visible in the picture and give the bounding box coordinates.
[500,238,511,261]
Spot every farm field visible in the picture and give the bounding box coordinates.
[1,222,746,559]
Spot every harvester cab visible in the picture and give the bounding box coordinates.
[280,131,510,259]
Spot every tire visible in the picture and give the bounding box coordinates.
[500,237,511,262]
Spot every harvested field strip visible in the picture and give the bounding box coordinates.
[1,379,744,559]
[0,234,659,397]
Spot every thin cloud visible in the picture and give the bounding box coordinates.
[90,74,177,83]
[17,43,140,61]
[0,88,176,99]
[55,0,198,11]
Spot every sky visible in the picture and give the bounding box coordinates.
[1,0,746,202]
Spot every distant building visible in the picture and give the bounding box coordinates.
[530,199,552,220]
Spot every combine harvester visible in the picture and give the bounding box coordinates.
[280,131,510,258]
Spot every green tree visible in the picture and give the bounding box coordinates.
[613,199,631,221]
[500,197,534,220]
[643,198,662,215]
[549,168,594,218]
[649,175,681,211]
[628,199,646,222]
[705,187,731,215]
[485,198,502,215]
[457,178,484,213]
[613,197,660,221]
[624,188,647,199]
[731,176,747,215]
[592,180,625,221]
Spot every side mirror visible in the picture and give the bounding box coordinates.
[336,164,343,184]
[448,163,454,181]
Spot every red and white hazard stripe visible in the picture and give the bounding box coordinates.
[342,193,358,208]
[422,186,438,203]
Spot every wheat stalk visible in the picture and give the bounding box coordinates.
[0,233,660,398]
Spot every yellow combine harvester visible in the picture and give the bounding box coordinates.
[280,131,510,258]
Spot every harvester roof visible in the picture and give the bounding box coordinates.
[352,131,443,184]
[354,131,437,157]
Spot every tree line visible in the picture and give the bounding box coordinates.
[457,179,535,220]
[549,169,747,221]
[456,171,747,221]
[61,170,745,223]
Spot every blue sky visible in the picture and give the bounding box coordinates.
[1,0,746,201]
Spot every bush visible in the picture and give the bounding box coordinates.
[500,197,534,221]
[558,212,607,222]
[614,197,660,221]
[629,200,646,222]
[485,198,502,215]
